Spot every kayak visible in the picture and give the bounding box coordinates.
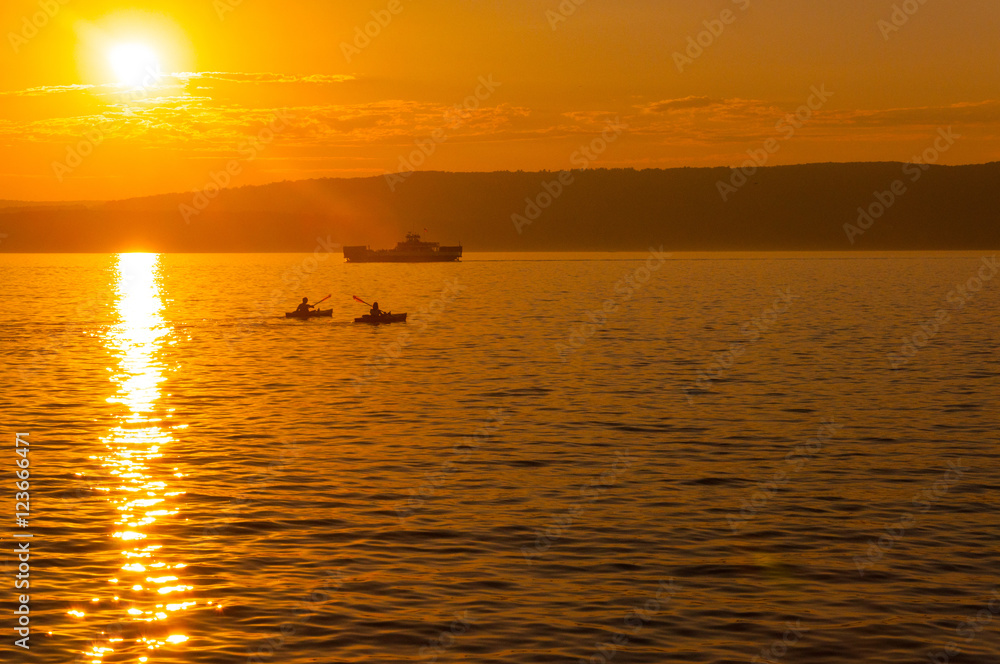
[285,309,333,319]
[354,313,407,325]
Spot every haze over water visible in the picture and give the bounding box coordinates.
[2,252,998,664]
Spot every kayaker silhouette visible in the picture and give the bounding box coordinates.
[370,301,382,317]
[296,297,315,314]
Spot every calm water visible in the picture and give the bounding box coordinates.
[1,252,999,664]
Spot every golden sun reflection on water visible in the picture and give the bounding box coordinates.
[84,253,191,663]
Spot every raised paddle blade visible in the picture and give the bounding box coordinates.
[353,295,369,305]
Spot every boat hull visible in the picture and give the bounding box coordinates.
[343,248,462,263]
[354,313,407,325]
[284,309,333,319]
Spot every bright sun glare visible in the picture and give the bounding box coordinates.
[108,43,161,88]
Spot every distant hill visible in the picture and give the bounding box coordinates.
[0,200,97,209]
[1,163,998,252]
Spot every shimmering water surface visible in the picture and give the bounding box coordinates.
[1,252,999,664]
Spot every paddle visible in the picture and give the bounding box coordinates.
[312,294,332,308]
[353,295,387,316]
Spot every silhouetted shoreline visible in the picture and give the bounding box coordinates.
[1,163,998,252]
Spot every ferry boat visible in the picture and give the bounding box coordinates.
[343,233,462,263]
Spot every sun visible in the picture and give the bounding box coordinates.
[108,43,162,88]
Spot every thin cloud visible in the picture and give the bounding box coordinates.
[0,84,96,97]
[180,72,356,84]
[640,96,725,113]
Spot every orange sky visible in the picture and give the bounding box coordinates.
[0,0,998,201]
